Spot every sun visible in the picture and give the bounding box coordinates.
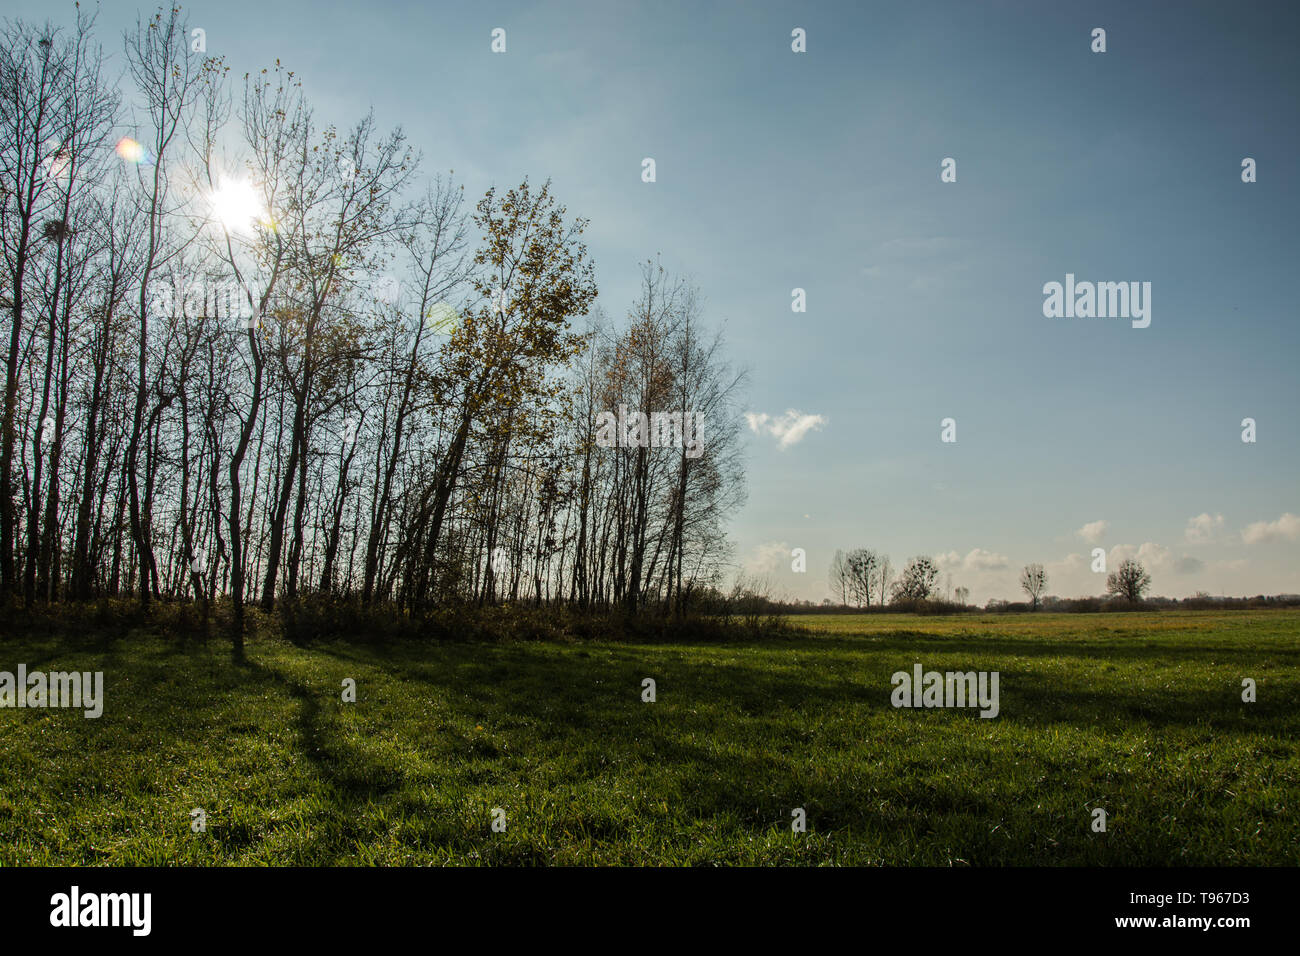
[210,177,265,235]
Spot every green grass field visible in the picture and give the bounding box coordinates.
[2,610,1297,865]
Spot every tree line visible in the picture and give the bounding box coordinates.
[0,8,746,647]
[829,550,1153,608]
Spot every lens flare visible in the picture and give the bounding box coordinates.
[423,302,459,334]
[115,137,146,164]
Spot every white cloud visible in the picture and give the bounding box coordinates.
[1241,512,1300,545]
[1076,520,1108,544]
[743,540,790,576]
[1041,551,1105,599]
[934,550,962,571]
[964,548,1009,571]
[746,409,826,449]
[1102,542,1219,581]
[1109,541,1172,571]
[1047,552,1087,575]
[1184,512,1225,544]
[936,548,1009,572]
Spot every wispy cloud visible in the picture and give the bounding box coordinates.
[743,540,791,576]
[746,409,826,449]
[1184,513,1225,544]
[936,548,1010,572]
[1076,520,1108,545]
[1108,541,1171,570]
[1242,512,1300,545]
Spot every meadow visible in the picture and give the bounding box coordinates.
[1,610,1296,865]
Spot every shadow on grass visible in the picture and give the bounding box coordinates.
[306,635,1300,741]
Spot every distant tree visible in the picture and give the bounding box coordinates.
[891,555,939,603]
[876,555,892,605]
[954,585,969,606]
[1107,559,1151,603]
[828,549,850,605]
[1020,563,1047,610]
[845,548,878,606]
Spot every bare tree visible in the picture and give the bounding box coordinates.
[876,555,892,605]
[1020,563,1046,610]
[845,548,878,607]
[121,5,208,607]
[1,14,88,595]
[198,63,302,648]
[257,106,418,611]
[359,176,470,604]
[828,549,849,605]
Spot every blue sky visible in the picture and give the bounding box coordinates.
[22,0,1299,601]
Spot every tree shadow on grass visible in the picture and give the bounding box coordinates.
[308,637,1300,741]
[789,630,1300,664]
[241,656,408,797]
[72,636,1288,865]
[310,639,877,740]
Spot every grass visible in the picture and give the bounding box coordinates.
[1,609,1297,865]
